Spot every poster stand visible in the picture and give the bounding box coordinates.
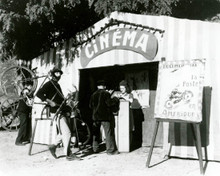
[147,59,206,175]
[146,118,204,175]
[28,118,53,155]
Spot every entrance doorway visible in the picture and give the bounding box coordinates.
[78,61,163,148]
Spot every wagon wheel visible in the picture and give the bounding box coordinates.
[0,97,20,131]
[0,66,38,97]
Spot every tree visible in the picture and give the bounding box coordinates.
[1,0,220,62]
[171,0,220,21]
[0,0,181,61]
[92,0,179,17]
[0,0,99,61]
[92,0,220,20]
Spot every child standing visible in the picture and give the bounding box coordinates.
[15,83,33,146]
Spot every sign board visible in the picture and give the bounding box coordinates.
[80,28,158,67]
[154,59,206,122]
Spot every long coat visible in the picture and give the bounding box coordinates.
[89,89,118,121]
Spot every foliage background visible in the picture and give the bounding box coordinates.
[1,0,220,62]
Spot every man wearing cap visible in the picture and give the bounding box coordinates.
[89,80,119,155]
[36,67,80,161]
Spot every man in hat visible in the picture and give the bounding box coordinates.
[89,80,119,155]
[36,67,80,161]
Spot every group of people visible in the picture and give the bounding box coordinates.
[15,67,80,161]
[15,66,143,161]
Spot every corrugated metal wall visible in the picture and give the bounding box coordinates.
[31,12,220,161]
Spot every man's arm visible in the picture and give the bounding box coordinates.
[45,99,57,107]
[105,91,119,107]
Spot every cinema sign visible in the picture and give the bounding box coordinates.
[80,28,158,67]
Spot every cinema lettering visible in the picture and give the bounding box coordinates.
[80,28,158,67]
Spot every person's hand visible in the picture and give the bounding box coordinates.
[107,89,114,95]
[119,93,126,99]
[49,101,56,107]
[23,89,29,96]
[46,99,56,107]
[26,97,34,106]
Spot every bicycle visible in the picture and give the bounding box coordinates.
[40,92,91,148]
[28,92,91,155]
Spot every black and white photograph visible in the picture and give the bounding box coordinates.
[1,0,220,176]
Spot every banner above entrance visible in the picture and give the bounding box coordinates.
[80,28,158,67]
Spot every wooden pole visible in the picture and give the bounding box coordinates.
[28,119,38,155]
[146,120,204,175]
[146,120,160,167]
[195,123,204,175]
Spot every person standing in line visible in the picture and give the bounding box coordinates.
[36,67,80,161]
[118,80,144,149]
[116,80,135,149]
[15,82,33,146]
[118,80,133,103]
[89,80,119,155]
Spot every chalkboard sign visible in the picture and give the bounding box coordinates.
[154,59,206,122]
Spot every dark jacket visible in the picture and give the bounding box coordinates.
[17,88,33,114]
[17,98,32,114]
[36,80,64,113]
[89,89,118,121]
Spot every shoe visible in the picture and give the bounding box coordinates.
[15,142,25,146]
[22,141,30,145]
[66,154,81,161]
[107,150,120,155]
[49,145,57,159]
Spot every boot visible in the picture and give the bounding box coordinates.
[49,145,57,159]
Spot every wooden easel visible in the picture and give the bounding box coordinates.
[28,118,53,155]
[146,118,204,175]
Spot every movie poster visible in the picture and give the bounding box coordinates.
[154,59,206,122]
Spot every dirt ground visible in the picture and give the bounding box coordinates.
[0,130,219,176]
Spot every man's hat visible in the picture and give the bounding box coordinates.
[51,67,63,75]
[97,80,106,86]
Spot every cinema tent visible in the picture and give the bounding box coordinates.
[31,11,220,161]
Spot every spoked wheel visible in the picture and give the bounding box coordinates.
[0,66,37,97]
[0,97,20,131]
[72,118,91,149]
